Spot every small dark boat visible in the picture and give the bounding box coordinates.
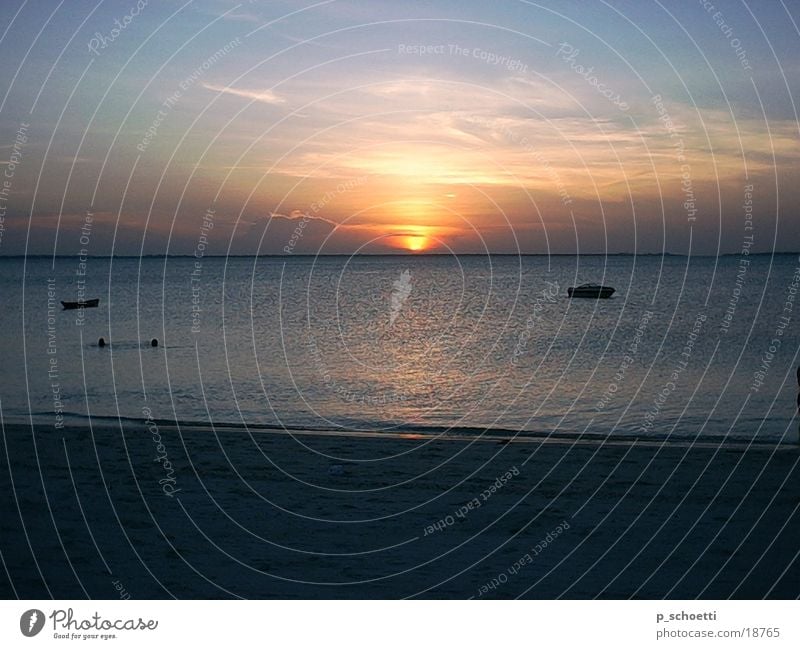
[567,284,615,299]
[61,298,100,310]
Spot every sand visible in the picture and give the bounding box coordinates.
[1,419,798,598]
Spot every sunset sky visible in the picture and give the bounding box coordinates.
[0,0,798,255]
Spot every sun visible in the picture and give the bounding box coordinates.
[381,224,441,252]
[403,235,430,252]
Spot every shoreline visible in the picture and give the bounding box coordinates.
[5,416,798,452]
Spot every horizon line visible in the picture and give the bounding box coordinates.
[1,251,798,259]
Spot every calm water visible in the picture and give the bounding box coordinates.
[2,254,799,442]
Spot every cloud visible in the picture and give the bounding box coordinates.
[202,83,285,105]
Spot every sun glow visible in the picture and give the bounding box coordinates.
[352,205,466,253]
[401,235,430,251]
[381,224,441,252]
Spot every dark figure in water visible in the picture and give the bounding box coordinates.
[98,337,106,348]
[151,338,158,347]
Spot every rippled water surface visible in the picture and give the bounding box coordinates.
[2,254,799,442]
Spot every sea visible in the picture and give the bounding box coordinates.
[2,253,799,444]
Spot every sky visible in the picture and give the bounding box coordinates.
[0,0,798,255]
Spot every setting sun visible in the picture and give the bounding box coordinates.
[381,224,445,252]
[402,235,430,252]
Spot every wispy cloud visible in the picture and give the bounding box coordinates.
[202,82,286,105]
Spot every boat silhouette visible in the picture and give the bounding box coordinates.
[61,298,100,310]
[567,284,615,299]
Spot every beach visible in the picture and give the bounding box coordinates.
[3,5,800,641]
[2,419,798,599]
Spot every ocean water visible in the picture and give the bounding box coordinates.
[2,253,799,443]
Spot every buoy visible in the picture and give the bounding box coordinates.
[328,464,345,477]
[151,338,158,347]
[98,337,106,348]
